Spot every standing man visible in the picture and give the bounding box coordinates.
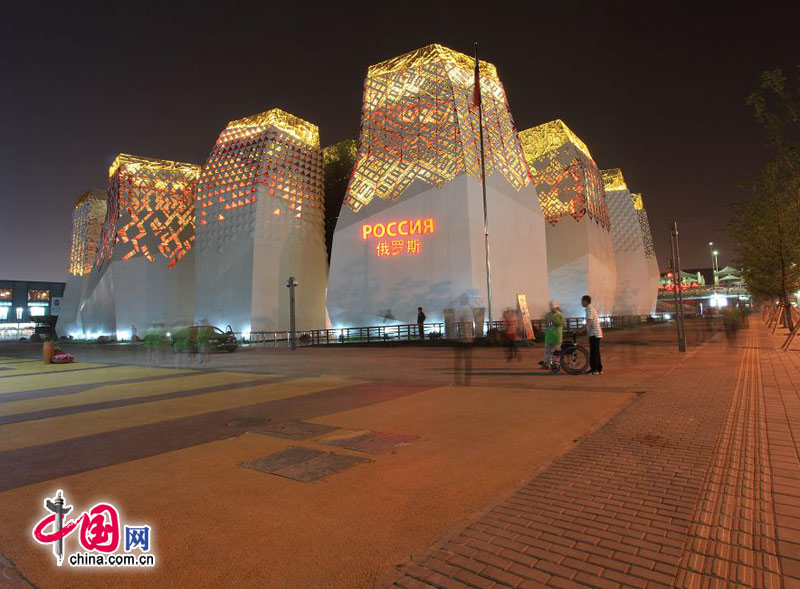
[580,295,603,374]
[417,307,426,340]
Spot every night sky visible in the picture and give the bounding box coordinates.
[1,2,798,281]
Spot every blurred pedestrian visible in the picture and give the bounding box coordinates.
[453,296,474,385]
[145,323,166,365]
[197,319,211,365]
[539,301,564,370]
[503,307,520,362]
[417,307,426,340]
[579,295,603,375]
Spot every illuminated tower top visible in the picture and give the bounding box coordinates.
[345,43,531,212]
[68,189,107,276]
[194,108,325,256]
[520,120,609,228]
[99,154,200,269]
[601,168,628,193]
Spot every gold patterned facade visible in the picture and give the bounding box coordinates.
[601,168,628,192]
[520,120,609,229]
[99,154,200,269]
[226,109,320,148]
[631,192,655,258]
[68,190,107,276]
[345,44,531,212]
[194,108,325,237]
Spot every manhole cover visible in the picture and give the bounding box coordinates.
[320,430,419,454]
[273,452,369,482]
[251,421,340,440]
[227,417,269,428]
[240,446,368,482]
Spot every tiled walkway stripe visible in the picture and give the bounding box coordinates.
[761,328,800,585]
[675,328,781,587]
[391,334,741,587]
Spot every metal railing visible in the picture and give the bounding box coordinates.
[247,313,671,348]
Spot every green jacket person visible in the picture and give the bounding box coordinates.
[540,301,564,368]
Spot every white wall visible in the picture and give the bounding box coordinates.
[545,218,618,318]
[194,180,328,334]
[327,173,549,327]
[606,189,656,316]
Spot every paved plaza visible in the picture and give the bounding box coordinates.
[0,319,798,587]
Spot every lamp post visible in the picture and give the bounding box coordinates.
[708,242,720,286]
[286,277,298,351]
[671,223,687,352]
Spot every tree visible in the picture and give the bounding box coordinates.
[730,68,800,328]
[729,161,800,306]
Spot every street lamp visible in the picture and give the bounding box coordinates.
[708,242,719,286]
[713,250,719,286]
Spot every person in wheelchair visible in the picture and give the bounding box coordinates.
[539,300,564,369]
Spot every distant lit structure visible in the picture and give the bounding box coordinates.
[68,190,107,276]
[328,44,549,327]
[521,120,616,317]
[74,155,200,338]
[58,190,107,336]
[658,266,749,314]
[193,108,328,333]
[603,169,658,315]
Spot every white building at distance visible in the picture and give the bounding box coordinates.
[603,169,658,315]
[77,154,200,338]
[193,109,328,334]
[520,120,617,318]
[327,44,549,328]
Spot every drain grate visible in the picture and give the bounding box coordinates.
[250,420,340,441]
[320,430,420,454]
[240,446,369,482]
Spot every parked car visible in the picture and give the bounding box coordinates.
[171,325,238,353]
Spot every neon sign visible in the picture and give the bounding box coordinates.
[361,218,435,258]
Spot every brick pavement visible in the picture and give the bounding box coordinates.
[390,321,800,588]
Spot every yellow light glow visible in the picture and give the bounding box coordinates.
[601,168,628,192]
[226,108,319,149]
[519,120,593,163]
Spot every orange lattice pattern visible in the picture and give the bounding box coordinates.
[194,109,324,233]
[345,44,531,212]
[520,120,610,229]
[99,155,200,269]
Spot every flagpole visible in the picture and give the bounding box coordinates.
[474,42,493,327]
